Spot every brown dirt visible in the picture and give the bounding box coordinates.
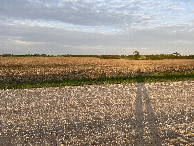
[0,57,194,84]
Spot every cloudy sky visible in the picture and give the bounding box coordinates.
[0,0,194,55]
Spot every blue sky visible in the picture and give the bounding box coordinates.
[0,0,194,55]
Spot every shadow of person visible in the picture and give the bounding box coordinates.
[142,83,161,145]
[134,69,161,146]
[134,83,144,145]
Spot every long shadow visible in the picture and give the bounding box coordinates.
[0,69,193,145]
[134,69,162,145]
[134,82,144,145]
[142,84,161,145]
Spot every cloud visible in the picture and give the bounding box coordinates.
[1,19,194,55]
[170,40,193,45]
[1,0,191,29]
[0,17,121,34]
[0,0,194,55]
[10,39,46,46]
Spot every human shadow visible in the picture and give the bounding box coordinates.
[134,82,144,145]
[1,69,193,145]
[134,69,161,146]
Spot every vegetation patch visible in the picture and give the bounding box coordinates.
[1,57,193,89]
[1,72,193,89]
[96,55,121,59]
[1,53,193,60]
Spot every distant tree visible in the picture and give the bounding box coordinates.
[133,51,140,60]
[172,52,181,56]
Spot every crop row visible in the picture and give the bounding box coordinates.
[0,57,194,84]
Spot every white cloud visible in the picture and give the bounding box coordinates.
[7,37,46,46]
[1,0,193,31]
[13,40,45,45]
[0,17,121,34]
[0,0,194,55]
[170,40,193,45]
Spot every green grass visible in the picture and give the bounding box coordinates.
[0,72,193,89]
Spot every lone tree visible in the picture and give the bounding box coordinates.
[133,51,140,60]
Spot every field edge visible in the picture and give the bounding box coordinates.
[0,71,193,89]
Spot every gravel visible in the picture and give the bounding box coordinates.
[0,81,193,145]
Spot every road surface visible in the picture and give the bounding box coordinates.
[0,81,193,145]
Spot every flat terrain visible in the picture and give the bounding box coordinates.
[0,57,194,84]
[0,81,193,145]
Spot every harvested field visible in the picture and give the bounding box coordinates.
[0,57,194,84]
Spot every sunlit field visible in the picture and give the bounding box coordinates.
[1,57,193,85]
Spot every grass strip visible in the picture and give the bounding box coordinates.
[0,72,193,89]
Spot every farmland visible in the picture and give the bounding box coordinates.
[0,57,193,145]
[0,57,194,86]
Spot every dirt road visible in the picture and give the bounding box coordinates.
[0,81,193,145]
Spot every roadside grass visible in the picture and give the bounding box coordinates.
[0,72,193,89]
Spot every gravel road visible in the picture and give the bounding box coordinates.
[0,81,193,145]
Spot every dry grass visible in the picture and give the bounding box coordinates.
[0,57,194,84]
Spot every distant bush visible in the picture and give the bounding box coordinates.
[145,55,194,60]
[1,54,55,57]
[97,55,121,59]
[0,54,193,59]
[133,51,140,60]
[60,55,98,57]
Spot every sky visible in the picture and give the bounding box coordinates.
[0,0,194,55]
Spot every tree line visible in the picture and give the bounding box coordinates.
[1,52,193,60]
